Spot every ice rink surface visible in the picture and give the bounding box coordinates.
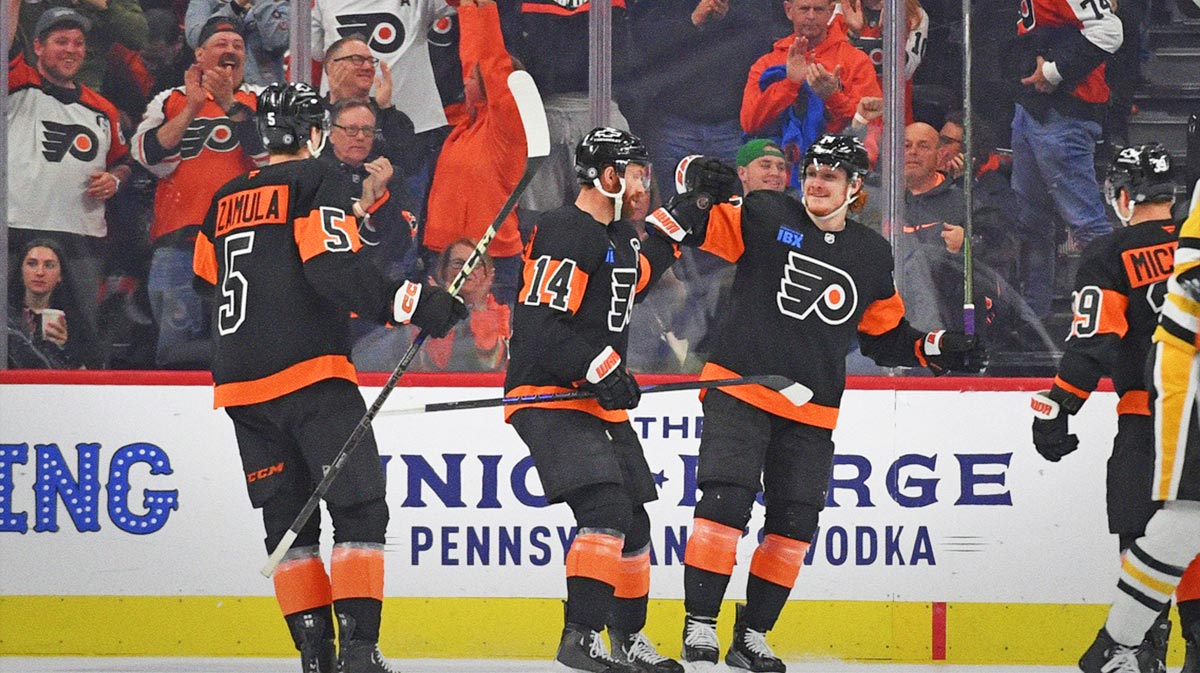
[0,660,1082,673]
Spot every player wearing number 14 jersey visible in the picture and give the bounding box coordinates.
[193,82,465,673]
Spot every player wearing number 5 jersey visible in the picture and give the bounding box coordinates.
[193,82,465,673]
[674,135,985,672]
[1030,143,1187,672]
[504,127,738,673]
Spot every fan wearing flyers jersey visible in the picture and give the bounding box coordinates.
[673,134,985,672]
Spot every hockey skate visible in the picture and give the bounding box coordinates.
[1144,613,1170,672]
[609,629,684,673]
[680,614,720,665]
[1078,627,1163,673]
[287,612,336,673]
[724,604,786,673]
[555,622,639,673]
[336,613,401,673]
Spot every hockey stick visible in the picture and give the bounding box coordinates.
[377,375,814,417]
[961,0,975,336]
[261,71,550,577]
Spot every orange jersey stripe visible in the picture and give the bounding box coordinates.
[193,231,218,284]
[613,551,651,599]
[273,555,332,616]
[213,354,357,408]
[565,532,623,585]
[294,206,362,263]
[683,517,742,575]
[521,0,625,15]
[857,291,906,336]
[1176,556,1200,603]
[749,534,809,589]
[698,202,746,262]
[1053,375,1092,401]
[700,362,839,429]
[1117,390,1150,417]
[502,384,628,423]
[330,545,385,602]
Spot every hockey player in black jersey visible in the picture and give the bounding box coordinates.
[504,127,737,673]
[193,82,466,673]
[666,134,985,673]
[1031,144,1190,673]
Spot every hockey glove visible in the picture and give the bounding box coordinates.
[1030,386,1084,461]
[646,192,712,247]
[918,330,987,375]
[580,346,641,410]
[394,281,468,338]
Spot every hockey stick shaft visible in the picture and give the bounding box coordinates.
[961,0,975,336]
[262,72,549,577]
[379,375,802,417]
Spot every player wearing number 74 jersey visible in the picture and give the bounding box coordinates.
[193,82,465,673]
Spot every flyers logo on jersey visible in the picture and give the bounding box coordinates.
[336,13,405,54]
[41,121,99,162]
[777,252,858,325]
[428,15,457,48]
[181,118,240,159]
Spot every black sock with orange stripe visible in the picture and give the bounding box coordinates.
[335,597,382,643]
[684,566,732,618]
[566,577,614,632]
[743,576,790,632]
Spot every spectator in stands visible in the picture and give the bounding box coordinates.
[141,8,192,94]
[12,0,147,91]
[937,109,965,183]
[741,0,880,169]
[131,15,266,368]
[624,0,790,201]
[321,35,418,199]
[1104,0,1149,146]
[1008,0,1122,317]
[321,99,415,283]
[6,238,97,368]
[415,238,510,371]
[423,0,525,306]
[737,138,789,195]
[6,6,133,341]
[837,0,928,126]
[901,122,964,255]
[312,0,456,220]
[507,0,633,225]
[185,0,288,87]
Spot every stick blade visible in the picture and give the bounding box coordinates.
[507,70,550,159]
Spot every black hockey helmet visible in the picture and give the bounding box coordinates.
[257,82,327,154]
[574,127,650,184]
[1104,143,1176,205]
[802,134,869,180]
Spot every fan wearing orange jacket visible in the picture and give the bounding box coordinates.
[741,0,880,136]
[422,0,527,306]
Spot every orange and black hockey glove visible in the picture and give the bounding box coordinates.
[1030,386,1084,462]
